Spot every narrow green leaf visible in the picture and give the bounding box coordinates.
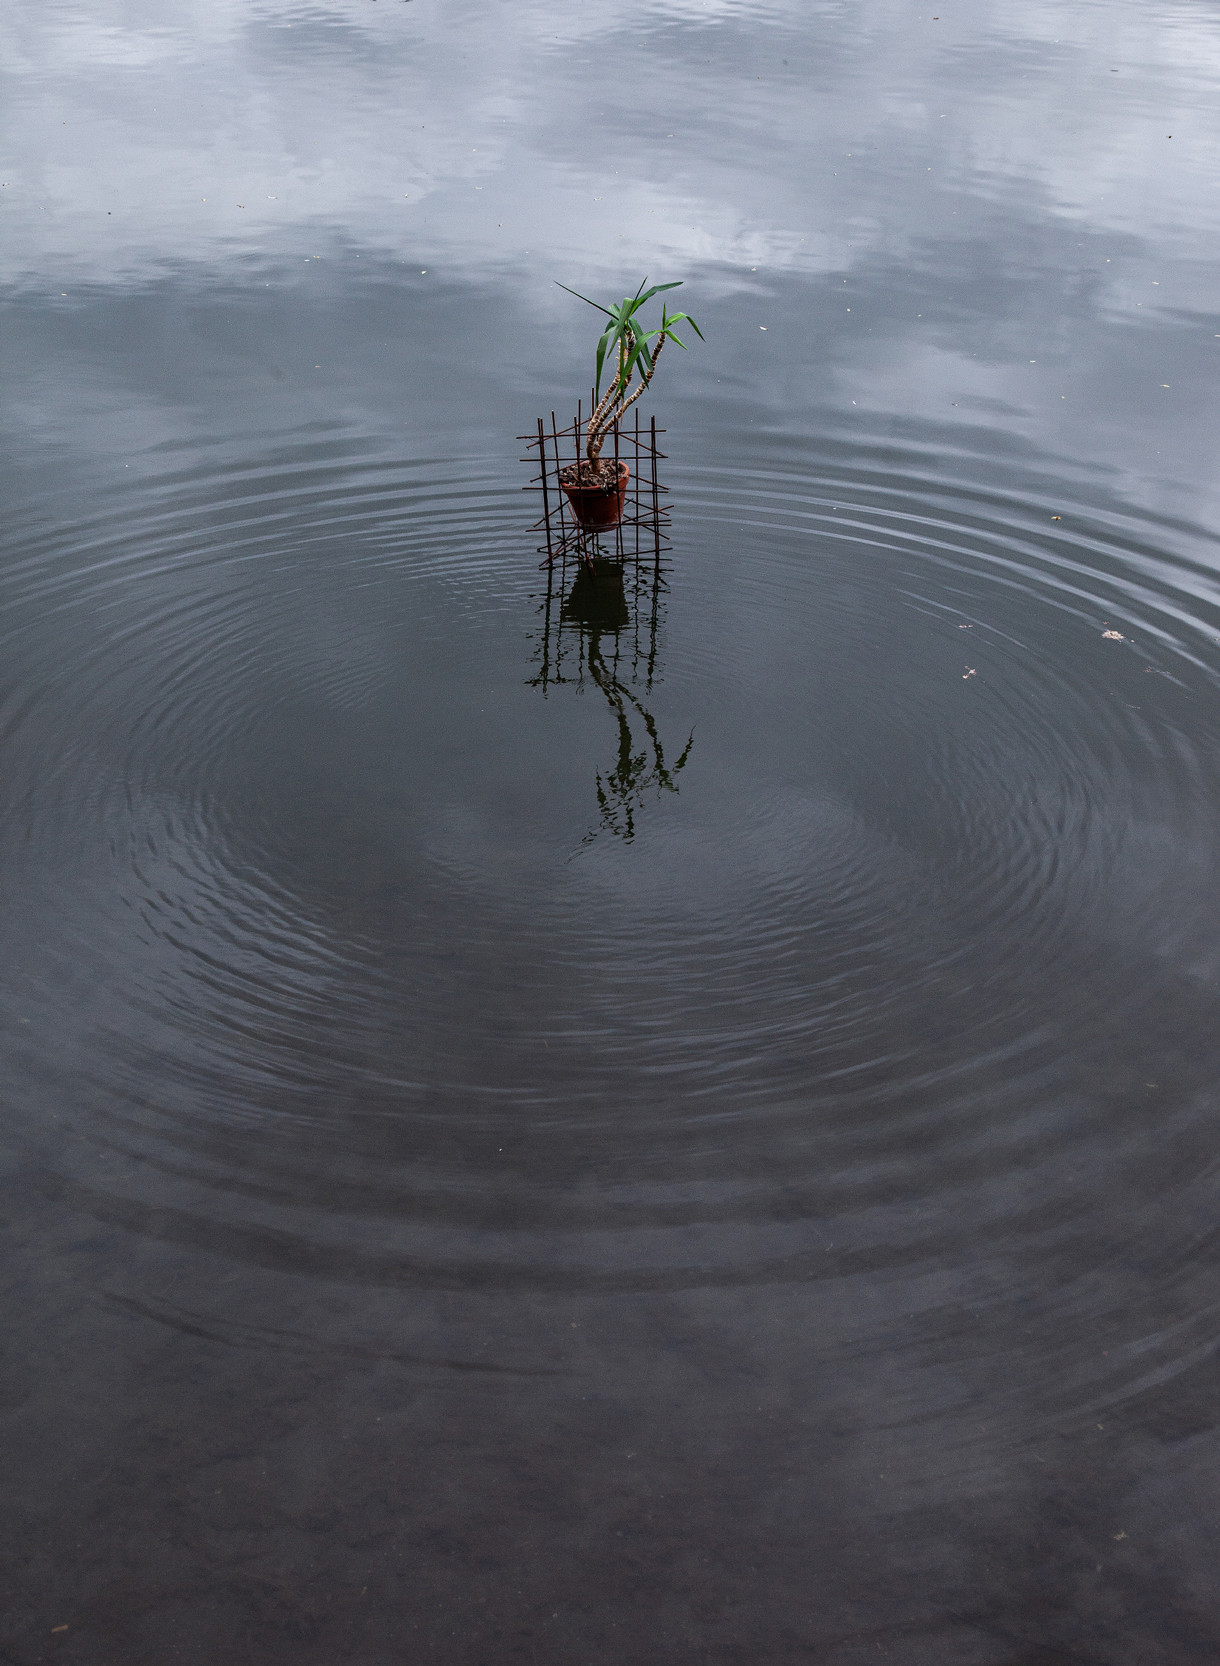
[638,281,682,304]
[561,277,704,410]
[555,281,613,317]
[594,326,613,397]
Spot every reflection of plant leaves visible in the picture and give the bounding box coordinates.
[529,541,690,854]
[581,631,694,846]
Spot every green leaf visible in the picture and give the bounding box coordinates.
[637,281,683,305]
[559,278,704,413]
[594,325,614,397]
[661,308,703,344]
[624,337,654,385]
[555,281,613,316]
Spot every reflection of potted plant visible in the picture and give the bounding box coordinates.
[583,634,693,844]
[557,279,702,530]
[561,554,631,634]
[526,542,692,844]
[558,557,693,843]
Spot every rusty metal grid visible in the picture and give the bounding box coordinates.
[519,405,670,570]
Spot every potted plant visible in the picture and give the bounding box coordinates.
[556,279,702,530]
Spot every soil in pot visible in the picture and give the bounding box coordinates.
[558,460,630,531]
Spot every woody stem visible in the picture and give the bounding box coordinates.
[586,333,664,470]
[586,338,629,471]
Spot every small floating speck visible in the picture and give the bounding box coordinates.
[1102,629,1124,640]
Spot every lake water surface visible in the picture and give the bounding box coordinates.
[4,2,1220,1661]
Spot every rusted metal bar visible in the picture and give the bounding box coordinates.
[613,416,623,561]
[537,417,554,564]
[551,410,568,547]
[634,407,641,568]
[651,415,661,575]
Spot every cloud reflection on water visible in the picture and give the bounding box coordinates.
[3,0,1217,297]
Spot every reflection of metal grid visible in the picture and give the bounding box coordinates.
[525,539,669,702]
[519,406,669,569]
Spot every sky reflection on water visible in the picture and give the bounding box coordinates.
[3,2,1220,1663]
[5,0,1219,492]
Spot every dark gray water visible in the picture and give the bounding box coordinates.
[4,2,1220,1660]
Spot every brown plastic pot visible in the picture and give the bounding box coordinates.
[558,460,629,531]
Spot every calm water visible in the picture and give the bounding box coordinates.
[4,2,1220,1660]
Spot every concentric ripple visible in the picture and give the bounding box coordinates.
[4,420,1220,1422]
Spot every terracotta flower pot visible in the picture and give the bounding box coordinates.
[558,460,629,531]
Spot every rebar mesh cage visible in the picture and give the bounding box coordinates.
[520,406,670,569]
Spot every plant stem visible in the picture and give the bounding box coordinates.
[586,333,666,472]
